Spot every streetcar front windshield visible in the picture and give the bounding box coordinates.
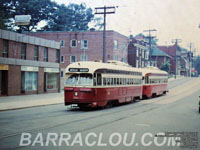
[66,74,93,86]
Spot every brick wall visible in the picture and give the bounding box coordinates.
[8,65,21,96]
[37,67,44,94]
[27,30,128,69]
[48,48,57,63]
[26,44,34,60]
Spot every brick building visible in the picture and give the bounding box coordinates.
[158,45,189,75]
[27,30,128,89]
[128,38,149,68]
[151,47,171,68]
[0,29,60,96]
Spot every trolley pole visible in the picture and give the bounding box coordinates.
[95,6,115,63]
[143,29,156,66]
[172,39,182,79]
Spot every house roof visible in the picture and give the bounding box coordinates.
[152,47,171,58]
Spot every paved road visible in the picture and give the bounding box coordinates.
[0,78,200,150]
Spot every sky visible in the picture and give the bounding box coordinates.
[54,0,200,55]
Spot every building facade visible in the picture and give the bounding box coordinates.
[0,29,60,96]
[158,45,191,76]
[151,47,171,68]
[128,38,149,68]
[27,30,128,89]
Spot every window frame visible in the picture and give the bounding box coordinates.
[114,40,118,49]
[21,43,26,60]
[56,49,60,63]
[70,55,76,63]
[61,55,64,63]
[81,40,88,49]
[60,40,65,48]
[34,45,39,61]
[80,55,88,61]
[2,40,8,58]
[44,47,48,62]
[70,39,77,48]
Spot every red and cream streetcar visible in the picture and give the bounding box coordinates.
[64,61,143,108]
[141,67,168,99]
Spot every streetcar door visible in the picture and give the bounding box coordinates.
[97,73,102,86]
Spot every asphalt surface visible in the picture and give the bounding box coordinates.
[0,77,200,150]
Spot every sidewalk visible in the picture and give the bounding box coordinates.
[0,92,64,111]
[168,75,184,82]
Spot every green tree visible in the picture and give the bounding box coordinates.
[1,0,56,32]
[1,1,100,32]
[160,61,171,73]
[42,3,95,31]
[194,56,200,75]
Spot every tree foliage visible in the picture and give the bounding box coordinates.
[160,61,171,73]
[1,0,100,32]
[42,3,94,31]
[1,0,56,32]
[194,56,200,75]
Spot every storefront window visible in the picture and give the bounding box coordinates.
[46,73,58,90]
[22,72,38,91]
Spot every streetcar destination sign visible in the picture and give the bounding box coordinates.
[69,68,89,72]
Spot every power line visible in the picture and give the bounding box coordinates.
[172,39,182,79]
[95,6,116,63]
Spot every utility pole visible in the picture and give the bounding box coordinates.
[143,29,156,66]
[95,6,116,63]
[172,39,182,79]
[188,43,193,77]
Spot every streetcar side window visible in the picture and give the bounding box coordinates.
[117,78,119,85]
[111,78,114,85]
[114,78,117,85]
[103,78,106,86]
[107,78,110,85]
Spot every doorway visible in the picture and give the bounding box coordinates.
[0,71,8,95]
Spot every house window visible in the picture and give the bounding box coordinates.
[142,49,144,58]
[21,43,26,60]
[56,49,60,63]
[61,55,64,63]
[2,40,8,57]
[136,48,139,57]
[145,51,149,60]
[81,40,88,49]
[114,40,118,49]
[80,55,88,61]
[60,40,65,48]
[136,60,139,68]
[71,39,77,47]
[70,56,76,63]
[61,71,64,78]
[44,47,48,62]
[34,46,39,61]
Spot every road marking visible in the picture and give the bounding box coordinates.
[135,123,150,127]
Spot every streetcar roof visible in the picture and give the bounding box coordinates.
[65,61,142,74]
[139,67,168,76]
